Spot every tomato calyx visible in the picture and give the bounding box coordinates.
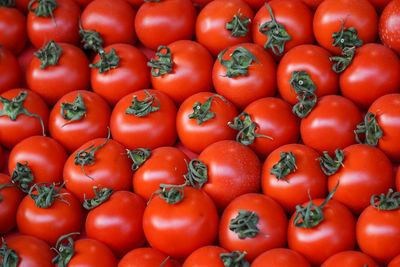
[148,46,173,77]
[0,0,15,7]
[220,251,249,267]
[28,0,57,24]
[371,189,400,211]
[218,47,260,78]
[90,48,120,74]
[330,46,356,73]
[225,11,251,38]
[28,182,69,208]
[0,239,19,267]
[318,149,344,176]
[0,184,18,202]
[149,184,185,204]
[189,94,229,125]
[354,112,383,146]
[332,19,363,51]
[124,148,151,170]
[228,112,273,146]
[79,20,103,53]
[289,70,317,118]
[60,93,87,127]
[52,232,80,267]
[125,90,160,117]
[34,40,62,69]
[0,91,46,136]
[11,161,34,193]
[183,159,208,189]
[270,151,296,182]
[229,209,262,239]
[83,186,113,210]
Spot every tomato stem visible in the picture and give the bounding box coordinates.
[229,209,262,239]
[52,232,80,267]
[218,46,259,78]
[125,90,160,117]
[289,70,317,118]
[34,40,62,69]
[90,48,120,74]
[354,112,383,146]
[318,149,344,176]
[225,11,251,38]
[79,20,103,53]
[28,0,57,25]
[28,182,69,208]
[220,251,249,267]
[371,189,400,211]
[83,186,113,210]
[270,151,296,182]
[188,94,228,125]
[11,161,34,193]
[60,93,87,127]
[332,18,363,51]
[148,46,173,77]
[0,239,19,267]
[330,46,356,73]
[124,148,151,170]
[149,184,185,205]
[183,159,208,189]
[0,0,15,7]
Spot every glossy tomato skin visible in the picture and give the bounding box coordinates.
[251,248,311,267]
[17,187,83,245]
[49,90,111,153]
[0,89,49,149]
[68,238,118,267]
[26,42,90,106]
[176,92,238,154]
[195,0,254,57]
[143,187,219,259]
[340,43,400,109]
[63,137,133,202]
[313,0,378,55]
[389,254,400,267]
[212,43,276,110]
[0,7,27,55]
[110,89,177,150]
[0,174,24,234]
[118,247,175,267]
[288,199,356,266]
[219,193,288,261]
[86,191,146,257]
[81,0,136,47]
[300,95,363,155]
[262,144,328,214]
[183,246,228,267]
[150,40,213,105]
[135,0,196,50]
[379,0,400,55]
[27,0,81,48]
[277,44,339,105]
[321,251,378,267]
[0,47,21,94]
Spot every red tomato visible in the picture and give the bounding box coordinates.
[86,191,146,257]
[183,246,229,267]
[0,89,49,149]
[118,247,175,267]
[251,248,311,267]
[176,92,238,154]
[379,0,400,55]
[80,0,136,47]
[300,95,363,155]
[321,251,378,267]
[0,7,26,55]
[313,0,378,55]
[389,254,400,267]
[0,174,24,234]
[135,0,196,50]
[0,46,21,94]
[149,40,213,105]
[143,186,219,259]
[15,0,30,13]
[110,89,177,150]
[27,0,81,48]
[90,44,150,106]
[219,193,288,261]
[195,0,254,57]
[212,43,276,110]
[17,44,35,88]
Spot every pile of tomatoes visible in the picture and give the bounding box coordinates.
[1,0,400,265]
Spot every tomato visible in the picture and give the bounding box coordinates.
[0,7,26,55]
[149,40,213,105]
[389,254,400,267]
[0,46,21,94]
[27,0,81,49]
[110,89,177,150]
[0,235,54,267]
[0,174,24,234]
[212,43,276,110]
[251,248,311,267]
[262,144,328,214]
[63,137,133,202]
[119,247,175,267]
[195,0,254,57]
[183,246,229,267]
[135,0,196,50]
[379,0,400,55]
[321,251,378,267]
[17,184,83,245]
[252,0,314,58]
[86,191,146,257]
[219,193,288,261]
[313,0,378,55]
[0,89,49,149]
[300,95,363,155]
[277,44,339,106]
[49,90,111,153]
[176,92,238,154]
[143,186,219,259]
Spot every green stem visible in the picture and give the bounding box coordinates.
[332,18,363,50]
[125,90,160,117]
[0,0,15,7]
[83,186,113,210]
[218,47,260,78]
[79,20,103,53]
[270,151,296,182]
[34,40,62,69]
[28,182,69,208]
[124,148,151,170]
[28,0,57,24]
[354,112,382,146]
[225,11,251,37]
[60,93,87,126]
[11,161,34,193]
[220,251,249,267]
[330,46,356,73]
[318,149,344,176]
[52,232,80,267]
[89,48,120,74]
[289,70,317,118]
[149,184,185,205]
[148,46,173,77]
[183,159,208,189]
[188,94,228,125]
[0,239,19,267]
[229,209,262,239]
[371,189,400,211]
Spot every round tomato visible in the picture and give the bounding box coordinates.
[0,6,26,55]
[251,248,311,267]
[119,247,175,267]
[321,251,378,267]
[379,0,400,55]
[183,246,229,267]
[0,46,21,94]
[0,174,24,234]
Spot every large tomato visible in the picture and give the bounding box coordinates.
[0,46,21,94]
[0,6,26,55]
[183,246,229,267]
[379,0,400,55]
[119,247,175,267]
[251,248,311,267]
[0,174,24,234]
[321,251,378,267]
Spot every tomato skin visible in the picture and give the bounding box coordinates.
[321,251,378,267]
[0,47,21,94]
[300,0,323,10]
[0,7,27,55]
[27,0,81,49]
[176,92,238,154]
[288,199,356,266]
[0,89,49,149]
[277,44,339,105]
[389,254,400,267]
[183,246,228,267]
[110,89,177,150]
[118,247,175,267]
[68,238,118,267]
[369,0,392,13]
[219,193,288,261]
[135,0,196,50]
[212,43,276,110]
[0,174,24,234]
[143,187,219,259]
[300,95,363,155]
[379,0,400,55]
[150,40,213,105]
[251,248,311,267]
[195,0,254,57]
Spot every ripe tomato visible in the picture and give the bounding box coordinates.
[110,89,177,150]
[212,43,276,109]
[251,248,311,267]
[0,7,26,55]
[0,46,21,94]
[183,246,229,267]
[0,174,24,234]
[379,0,400,55]
[90,44,150,106]
[321,251,378,267]
[219,193,288,261]
[135,0,196,50]
[119,247,175,267]
[149,40,213,105]
[195,0,254,57]
[27,0,81,48]
[176,92,238,154]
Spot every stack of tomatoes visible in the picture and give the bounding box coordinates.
[1,0,400,265]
